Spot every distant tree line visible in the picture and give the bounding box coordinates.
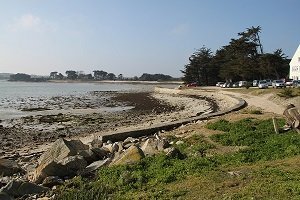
[49,70,176,82]
[181,26,290,85]
[9,73,47,82]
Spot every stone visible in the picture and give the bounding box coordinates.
[57,155,87,176]
[175,140,184,145]
[123,143,134,149]
[111,145,145,166]
[37,138,88,165]
[90,147,109,159]
[90,139,103,148]
[164,147,184,159]
[0,159,24,176]
[31,138,89,183]
[42,176,64,188]
[141,138,170,156]
[123,137,139,145]
[0,180,49,198]
[83,158,111,174]
[78,149,98,164]
[103,143,119,154]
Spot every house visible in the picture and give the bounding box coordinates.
[289,44,300,80]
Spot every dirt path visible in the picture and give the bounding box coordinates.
[220,90,285,115]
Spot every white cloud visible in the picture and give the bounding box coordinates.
[8,14,56,33]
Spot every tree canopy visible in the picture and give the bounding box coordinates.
[181,26,290,85]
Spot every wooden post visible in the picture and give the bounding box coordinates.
[272,117,279,134]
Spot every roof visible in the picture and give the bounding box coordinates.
[290,44,300,66]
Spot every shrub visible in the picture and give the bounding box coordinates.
[278,88,295,98]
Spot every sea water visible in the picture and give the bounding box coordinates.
[0,80,177,119]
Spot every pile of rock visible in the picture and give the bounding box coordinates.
[0,134,182,199]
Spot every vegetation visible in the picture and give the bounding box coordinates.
[56,118,300,199]
[48,70,176,81]
[9,73,47,82]
[181,26,290,85]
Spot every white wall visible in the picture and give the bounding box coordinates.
[289,45,300,80]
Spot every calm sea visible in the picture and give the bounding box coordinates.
[0,80,178,119]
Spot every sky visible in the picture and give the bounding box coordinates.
[0,0,299,77]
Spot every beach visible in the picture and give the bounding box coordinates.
[0,84,233,159]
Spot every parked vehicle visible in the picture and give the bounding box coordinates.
[186,82,197,87]
[238,81,248,87]
[258,80,268,89]
[272,80,286,88]
[285,79,293,86]
[292,80,300,88]
[252,80,259,87]
[216,82,225,87]
[222,82,233,88]
[233,82,239,87]
[265,79,272,86]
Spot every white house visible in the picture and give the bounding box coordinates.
[289,44,300,80]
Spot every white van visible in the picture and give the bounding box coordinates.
[238,81,247,87]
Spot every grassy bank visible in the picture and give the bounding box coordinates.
[55,117,300,199]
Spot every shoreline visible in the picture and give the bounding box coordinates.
[48,79,183,85]
[0,88,227,158]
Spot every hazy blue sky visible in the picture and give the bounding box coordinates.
[0,0,299,77]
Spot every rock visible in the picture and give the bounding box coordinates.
[90,147,109,159]
[57,155,87,176]
[0,159,24,176]
[110,145,144,166]
[31,138,89,183]
[0,192,12,200]
[78,149,98,164]
[164,147,184,159]
[42,176,63,188]
[123,143,134,149]
[0,180,49,198]
[37,138,88,164]
[102,143,119,154]
[83,158,111,174]
[90,139,103,148]
[141,138,170,156]
[175,140,184,145]
[123,137,139,145]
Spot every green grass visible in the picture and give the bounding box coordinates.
[56,118,300,199]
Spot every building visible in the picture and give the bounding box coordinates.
[289,44,300,80]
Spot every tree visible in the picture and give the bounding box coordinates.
[93,70,108,80]
[117,74,123,80]
[9,73,31,81]
[181,47,213,85]
[258,49,290,79]
[107,73,116,80]
[65,70,78,80]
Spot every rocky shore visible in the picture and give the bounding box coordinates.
[0,88,233,199]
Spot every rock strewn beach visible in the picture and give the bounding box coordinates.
[0,88,227,159]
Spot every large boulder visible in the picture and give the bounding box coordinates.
[30,139,89,183]
[0,159,24,176]
[141,138,169,156]
[110,145,144,166]
[0,180,49,198]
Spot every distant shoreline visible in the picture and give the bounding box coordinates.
[48,79,184,85]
